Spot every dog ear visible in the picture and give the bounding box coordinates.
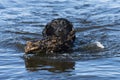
[42,23,54,37]
[68,22,73,31]
[42,23,49,37]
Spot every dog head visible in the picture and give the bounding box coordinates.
[42,18,74,40]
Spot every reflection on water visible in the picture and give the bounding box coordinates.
[0,0,120,80]
[24,55,75,72]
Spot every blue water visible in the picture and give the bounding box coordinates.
[0,0,120,80]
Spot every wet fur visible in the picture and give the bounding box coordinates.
[25,18,76,54]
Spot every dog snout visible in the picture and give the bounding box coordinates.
[55,27,62,36]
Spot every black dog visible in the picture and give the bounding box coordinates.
[42,18,75,41]
[25,18,75,54]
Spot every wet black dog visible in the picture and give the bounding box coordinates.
[42,18,75,42]
[25,18,75,54]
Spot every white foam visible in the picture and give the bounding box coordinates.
[93,41,104,49]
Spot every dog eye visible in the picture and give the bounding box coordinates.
[60,21,65,25]
[54,20,59,24]
[51,22,57,27]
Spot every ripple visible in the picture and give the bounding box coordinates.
[0,0,120,80]
[0,3,5,9]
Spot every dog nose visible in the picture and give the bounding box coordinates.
[55,28,62,36]
[58,28,62,32]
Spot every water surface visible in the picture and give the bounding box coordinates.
[0,0,120,80]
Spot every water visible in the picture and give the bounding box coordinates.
[0,0,120,80]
